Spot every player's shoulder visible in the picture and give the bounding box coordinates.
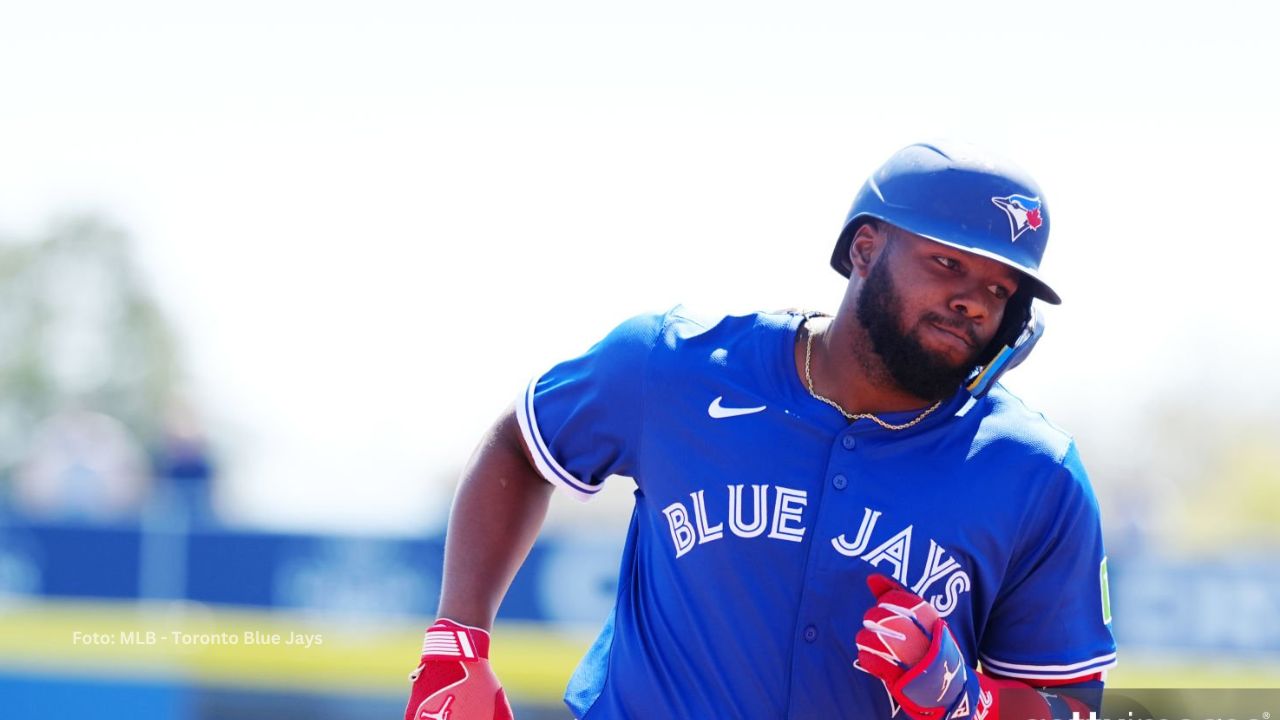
[970,383,1083,478]
[646,304,801,346]
[591,306,798,374]
[614,306,805,392]
[975,386,1104,531]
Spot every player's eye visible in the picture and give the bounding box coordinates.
[933,256,959,271]
[988,284,1010,300]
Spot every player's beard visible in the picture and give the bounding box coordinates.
[855,257,980,402]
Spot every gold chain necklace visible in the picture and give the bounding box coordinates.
[803,322,942,431]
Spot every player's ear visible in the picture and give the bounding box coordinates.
[848,222,887,277]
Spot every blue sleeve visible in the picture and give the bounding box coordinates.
[978,442,1118,682]
[514,311,666,501]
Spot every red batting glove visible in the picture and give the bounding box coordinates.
[855,575,1088,720]
[855,574,984,720]
[404,618,514,720]
[855,574,939,681]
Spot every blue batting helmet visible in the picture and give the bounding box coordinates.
[830,141,1061,305]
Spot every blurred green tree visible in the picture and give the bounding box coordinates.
[0,215,181,480]
[1136,398,1280,552]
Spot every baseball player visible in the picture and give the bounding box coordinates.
[404,142,1116,719]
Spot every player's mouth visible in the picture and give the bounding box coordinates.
[927,322,975,350]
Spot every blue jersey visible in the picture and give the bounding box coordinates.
[515,307,1116,719]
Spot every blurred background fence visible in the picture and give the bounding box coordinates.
[1,509,1279,719]
[0,511,612,718]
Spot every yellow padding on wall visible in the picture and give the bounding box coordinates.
[0,599,592,703]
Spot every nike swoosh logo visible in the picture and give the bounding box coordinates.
[708,396,766,419]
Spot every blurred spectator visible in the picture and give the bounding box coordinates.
[150,397,217,526]
[12,408,149,521]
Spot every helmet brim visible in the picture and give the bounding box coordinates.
[829,217,1063,305]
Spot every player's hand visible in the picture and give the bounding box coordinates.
[404,618,514,720]
[855,574,981,720]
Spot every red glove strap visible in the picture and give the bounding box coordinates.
[420,618,491,661]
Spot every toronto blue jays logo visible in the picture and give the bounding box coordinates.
[990,194,1043,242]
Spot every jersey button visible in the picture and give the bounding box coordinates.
[803,625,818,643]
[841,435,856,450]
[832,474,847,490]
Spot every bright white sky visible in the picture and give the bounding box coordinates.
[2,1,1277,533]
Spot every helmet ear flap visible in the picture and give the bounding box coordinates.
[978,289,1032,368]
[967,290,1041,398]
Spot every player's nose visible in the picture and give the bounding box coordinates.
[947,290,992,322]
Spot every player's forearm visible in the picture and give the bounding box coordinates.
[978,671,1102,719]
[436,406,554,630]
